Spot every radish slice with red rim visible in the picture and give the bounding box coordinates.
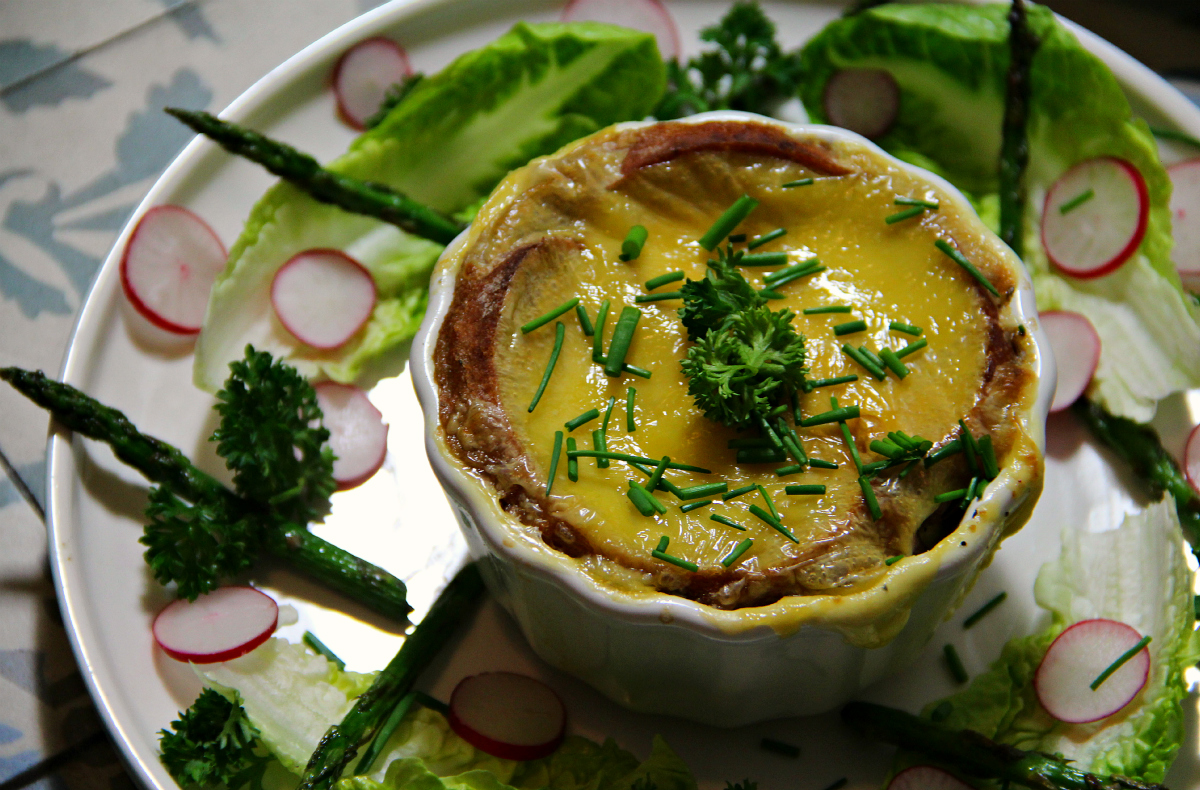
[561,0,680,61]
[822,68,899,140]
[314,382,389,489]
[271,249,376,349]
[1184,424,1200,495]
[153,586,278,664]
[334,37,412,129]
[1034,618,1150,724]
[1042,157,1149,279]
[1168,158,1200,290]
[448,672,566,761]
[888,766,975,790]
[121,205,226,334]
[1040,310,1100,412]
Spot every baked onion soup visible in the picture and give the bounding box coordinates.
[432,117,1043,623]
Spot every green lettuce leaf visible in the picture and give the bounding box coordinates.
[194,21,665,392]
[798,3,1200,420]
[903,498,1200,784]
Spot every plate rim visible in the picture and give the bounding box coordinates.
[43,4,1200,790]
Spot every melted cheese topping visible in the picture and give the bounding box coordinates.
[492,153,992,580]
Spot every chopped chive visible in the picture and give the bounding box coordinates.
[842,344,887,380]
[546,431,563,496]
[645,271,685,290]
[782,178,814,188]
[634,290,684,303]
[859,476,882,519]
[592,429,608,469]
[681,499,714,513]
[626,386,636,432]
[879,347,910,379]
[767,403,788,420]
[944,644,969,684]
[601,396,616,431]
[885,206,926,224]
[859,346,885,370]
[646,455,670,495]
[740,251,789,267]
[604,307,641,376]
[677,482,728,500]
[895,197,939,209]
[804,305,852,315]
[959,420,981,474]
[869,439,904,459]
[737,447,788,464]
[766,262,824,288]
[979,435,999,480]
[764,260,821,284]
[593,359,652,378]
[711,514,748,532]
[965,476,980,503]
[760,288,785,300]
[528,321,565,412]
[566,450,709,473]
[889,321,923,336]
[521,298,580,334]
[575,304,594,336]
[884,555,904,566]
[591,299,610,362]
[728,233,747,243]
[657,476,685,498]
[723,484,757,501]
[786,484,825,495]
[652,549,698,571]
[820,780,849,790]
[748,228,787,249]
[808,458,838,469]
[791,389,802,423]
[1059,188,1095,215]
[930,701,954,723]
[934,488,968,504]
[780,431,808,467]
[757,415,784,449]
[1091,635,1152,690]
[699,194,759,250]
[629,480,665,514]
[860,460,889,475]
[748,503,780,527]
[833,319,867,336]
[721,537,754,567]
[728,437,773,449]
[839,423,864,473]
[760,738,801,759]
[895,338,928,358]
[935,239,1000,297]
[925,439,962,467]
[565,408,600,432]
[758,484,779,521]
[963,591,1008,628]
[800,406,860,426]
[656,535,669,552]
[566,438,579,482]
[303,631,345,670]
[775,464,805,477]
[620,225,648,261]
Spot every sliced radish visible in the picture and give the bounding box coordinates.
[271,249,376,349]
[333,37,412,129]
[1040,310,1101,412]
[1184,424,1200,495]
[121,205,226,334]
[822,69,899,140]
[561,0,680,61]
[314,382,389,489]
[1168,158,1200,290]
[1042,157,1149,279]
[153,586,278,664]
[448,672,566,761]
[888,766,975,790]
[1034,618,1150,724]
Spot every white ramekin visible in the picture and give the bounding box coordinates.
[410,113,1054,726]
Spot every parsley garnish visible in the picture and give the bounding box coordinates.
[159,689,269,790]
[679,245,765,341]
[656,2,804,120]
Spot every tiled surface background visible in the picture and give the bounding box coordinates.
[0,2,1198,789]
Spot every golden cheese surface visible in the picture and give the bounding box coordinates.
[491,152,993,584]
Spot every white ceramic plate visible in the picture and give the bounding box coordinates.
[45,2,1200,790]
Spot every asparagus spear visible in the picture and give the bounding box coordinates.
[842,701,1170,790]
[0,366,412,620]
[299,563,485,790]
[1071,398,1200,548]
[164,107,464,245]
[998,0,1039,256]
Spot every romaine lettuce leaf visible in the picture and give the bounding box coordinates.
[194,22,665,392]
[902,499,1200,784]
[798,3,1200,420]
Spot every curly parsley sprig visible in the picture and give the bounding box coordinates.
[159,689,269,790]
